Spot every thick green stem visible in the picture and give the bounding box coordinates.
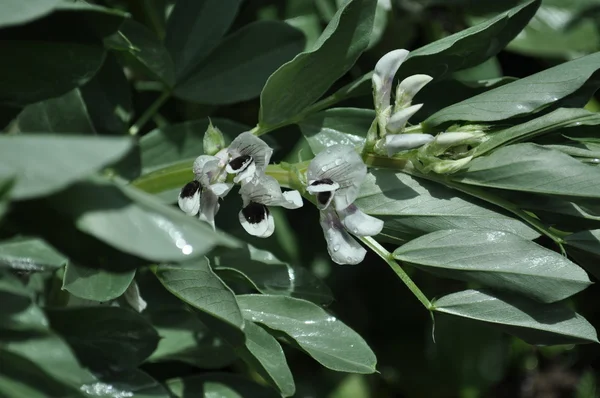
[360,236,432,310]
[129,90,171,136]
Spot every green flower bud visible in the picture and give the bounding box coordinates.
[203,120,225,155]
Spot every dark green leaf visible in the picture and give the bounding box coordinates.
[175,21,305,105]
[81,369,171,398]
[424,52,600,129]
[147,310,237,368]
[0,0,61,28]
[453,143,600,198]
[166,372,281,398]
[353,170,539,242]
[213,244,333,305]
[165,0,241,81]
[0,237,66,271]
[393,229,590,303]
[17,89,96,134]
[259,0,377,127]
[298,108,373,155]
[566,230,600,258]
[398,0,539,80]
[0,273,47,331]
[236,322,295,397]
[153,258,245,346]
[47,306,159,370]
[237,294,377,373]
[62,263,135,302]
[433,289,598,345]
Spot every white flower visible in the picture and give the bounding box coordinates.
[384,133,435,156]
[306,145,383,265]
[225,132,273,184]
[178,152,233,229]
[238,174,303,238]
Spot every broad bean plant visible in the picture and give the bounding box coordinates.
[2,0,600,397]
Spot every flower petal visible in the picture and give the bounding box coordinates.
[227,156,257,184]
[384,133,434,156]
[395,74,433,109]
[228,131,273,172]
[240,174,303,209]
[193,155,225,186]
[239,202,274,238]
[209,182,233,197]
[123,281,147,313]
[178,180,201,216]
[337,204,383,237]
[307,145,366,211]
[319,208,366,265]
[372,49,409,112]
[306,178,340,193]
[385,104,423,134]
[199,188,220,230]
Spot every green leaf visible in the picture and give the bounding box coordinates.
[424,52,600,129]
[80,53,132,135]
[47,306,159,370]
[165,0,241,81]
[236,321,295,397]
[17,89,96,134]
[453,143,600,198]
[298,108,373,155]
[81,369,171,398]
[259,0,377,127]
[0,237,66,271]
[353,170,539,242]
[433,289,598,345]
[147,310,237,368]
[174,21,305,105]
[0,0,61,28]
[474,108,600,156]
[62,263,135,302]
[213,244,333,305]
[45,179,237,263]
[566,230,600,257]
[398,0,540,80]
[109,19,176,87]
[0,178,12,221]
[166,373,281,398]
[393,229,590,303]
[0,273,48,331]
[0,135,132,200]
[237,294,377,374]
[153,258,245,346]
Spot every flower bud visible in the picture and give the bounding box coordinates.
[429,156,473,174]
[203,121,225,156]
[373,49,409,113]
[384,133,434,156]
[434,132,484,146]
[385,104,423,134]
[395,74,433,110]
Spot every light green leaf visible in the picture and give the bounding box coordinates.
[453,143,600,198]
[0,237,66,271]
[47,307,159,370]
[259,0,377,127]
[398,0,539,80]
[0,0,61,28]
[424,52,600,129]
[153,258,245,346]
[165,0,241,81]
[17,89,95,134]
[0,178,12,221]
[213,244,333,305]
[394,229,590,303]
[353,170,539,242]
[81,370,171,398]
[0,135,132,200]
[237,294,377,374]
[433,289,598,345]
[475,108,600,156]
[166,373,281,398]
[174,21,305,105]
[0,273,48,331]
[147,310,237,369]
[45,179,237,263]
[298,108,373,154]
[236,321,295,397]
[62,263,135,302]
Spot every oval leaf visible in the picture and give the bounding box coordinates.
[62,263,135,302]
[394,229,590,303]
[0,0,61,28]
[237,294,377,374]
[433,289,598,345]
[0,237,66,271]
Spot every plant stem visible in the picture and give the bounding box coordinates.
[129,90,171,136]
[360,236,432,310]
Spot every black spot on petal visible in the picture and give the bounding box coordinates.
[317,191,332,206]
[229,155,253,172]
[310,178,334,186]
[242,202,269,224]
[180,180,200,198]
